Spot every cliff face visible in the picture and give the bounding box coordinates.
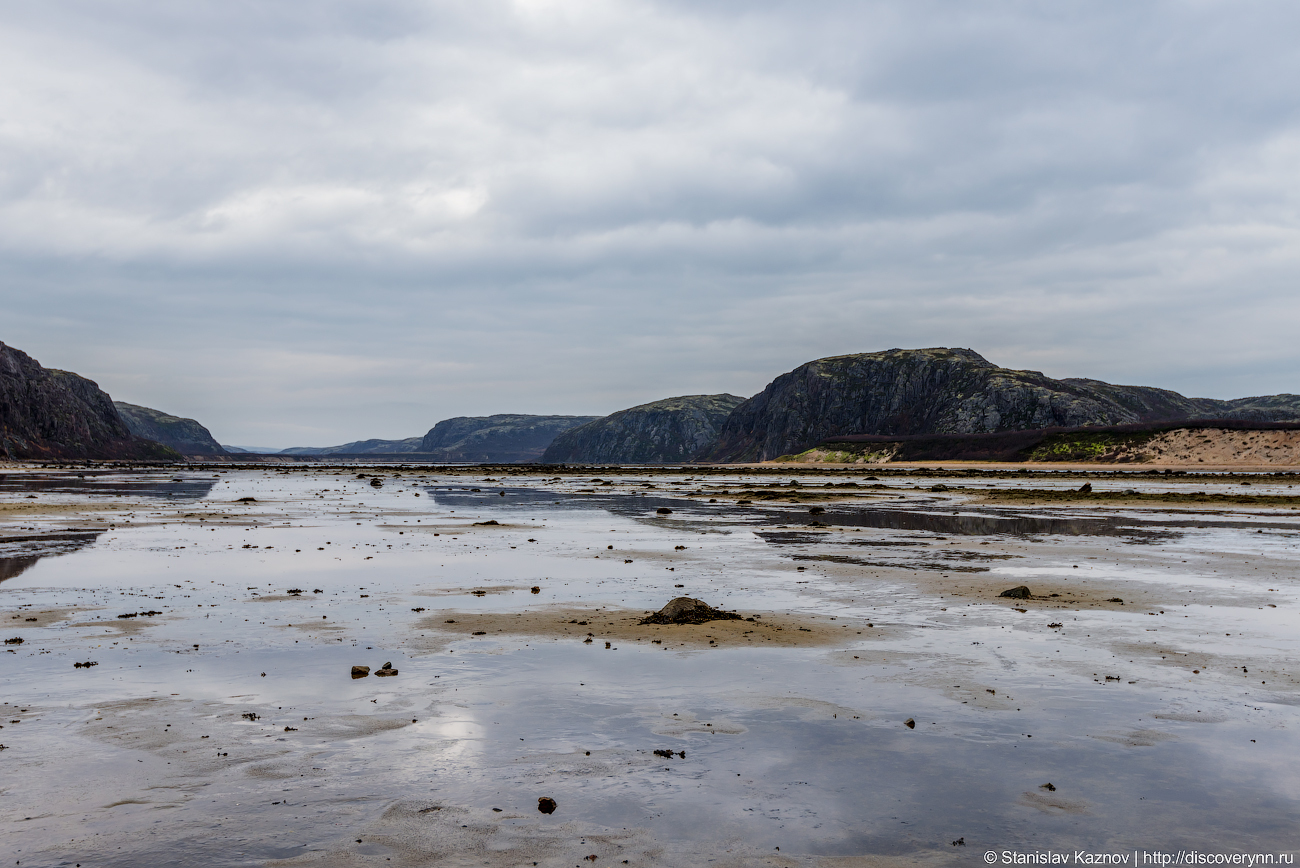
[419,414,601,462]
[0,342,178,460]
[542,394,747,464]
[710,348,1300,462]
[114,402,226,455]
[708,349,1145,462]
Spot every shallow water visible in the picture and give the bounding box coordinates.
[2,468,1298,866]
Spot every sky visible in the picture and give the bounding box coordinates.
[3,0,1300,448]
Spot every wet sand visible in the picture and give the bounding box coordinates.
[1,464,1299,866]
[414,605,866,648]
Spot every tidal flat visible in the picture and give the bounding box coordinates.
[1,465,1298,867]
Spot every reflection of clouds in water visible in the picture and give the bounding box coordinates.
[425,715,488,758]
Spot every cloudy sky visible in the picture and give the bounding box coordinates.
[3,0,1299,447]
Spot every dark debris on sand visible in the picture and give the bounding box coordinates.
[639,597,743,626]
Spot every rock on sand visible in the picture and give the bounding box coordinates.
[639,597,743,626]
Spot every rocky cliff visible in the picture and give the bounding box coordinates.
[114,402,226,455]
[420,414,601,463]
[0,341,179,460]
[542,394,746,464]
[708,348,1300,462]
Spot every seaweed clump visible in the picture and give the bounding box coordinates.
[639,597,743,626]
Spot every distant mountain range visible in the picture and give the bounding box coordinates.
[6,340,1300,463]
[235,415,601,462]
[274,437,425,456]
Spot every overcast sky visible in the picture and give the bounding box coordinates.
[3,0,1299,447]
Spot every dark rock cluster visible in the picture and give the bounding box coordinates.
[639,597,743,626]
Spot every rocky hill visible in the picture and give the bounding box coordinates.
[543,394,746,464]
[420,414,601,462]
[114,402,226,455]
[0,341,179,460]
[707,348,1300,462]
[278,437,424,455]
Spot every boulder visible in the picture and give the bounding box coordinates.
[998,586,1032,600]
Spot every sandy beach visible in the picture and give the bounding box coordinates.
[2,463,1299,866]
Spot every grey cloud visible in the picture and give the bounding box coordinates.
[1,0,1298,444]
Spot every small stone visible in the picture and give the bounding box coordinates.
[1040,782,1056,791]
[999,586,1031,600]
[904,718,916,729]
[1078,482,1092,493]
[351,665,370,679]
[808,506,825,515]
[375,668,398,677]
[537,796,557,814]
[531,586,541,594]
[656,507,672,514]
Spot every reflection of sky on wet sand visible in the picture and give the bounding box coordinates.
[0,531,103,582]
[1,469,1299,865]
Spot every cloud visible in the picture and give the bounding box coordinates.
[2,0,1299,444]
